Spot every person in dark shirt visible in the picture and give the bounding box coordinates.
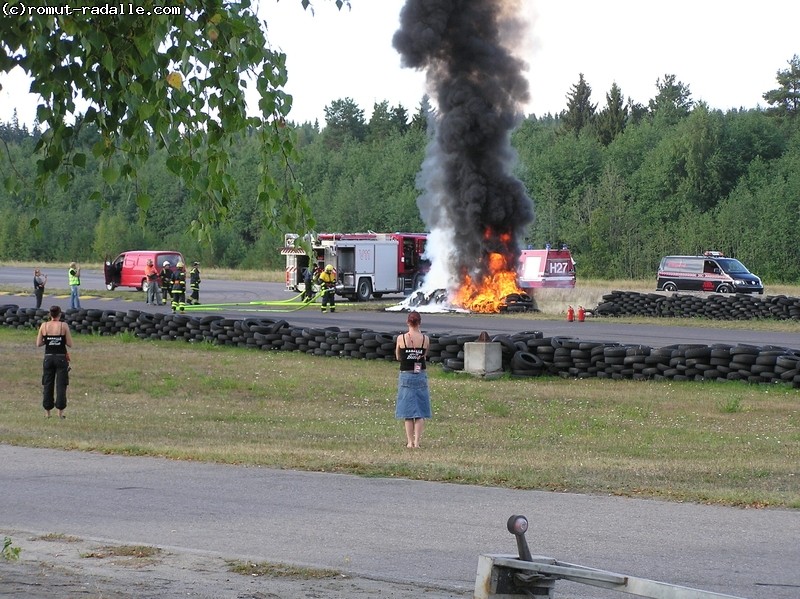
[394,310,431,448]
[33,268,47,309]
[171,262,187,312]
[188,261,201,305]
[35,305,73,419]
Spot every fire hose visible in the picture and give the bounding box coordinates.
[179,289,325,313]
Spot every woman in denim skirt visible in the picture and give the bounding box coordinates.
[394,310,431,448]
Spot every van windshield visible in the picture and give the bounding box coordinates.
[716,258,749,274]
[157,253,183,268]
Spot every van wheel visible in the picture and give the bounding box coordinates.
[106,283,116,291]
[356,278,372,302]
[140,279,149,293]
[716,284,733,293]
[662,282,677,292]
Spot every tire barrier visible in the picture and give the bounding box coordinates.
[593,290,800,320]
[4,304,800,388]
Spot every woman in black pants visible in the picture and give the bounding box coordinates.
[35,305,73,419]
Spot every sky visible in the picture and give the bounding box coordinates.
[1,0,798,127]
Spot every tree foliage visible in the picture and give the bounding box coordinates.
[561,73,596,136]
[595,82,627,146]
[648,74,693,124]
[323,97,368,147]
[763,54,800,117]
[0,0,345,240]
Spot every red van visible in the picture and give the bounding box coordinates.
[104,250,185,291]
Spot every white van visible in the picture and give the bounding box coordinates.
[657,251,763,294]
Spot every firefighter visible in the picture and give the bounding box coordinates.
[187,261,201,305]
[316,264,337,313]
[159,261,172,306]
[302,264,320,302]
[170,261,187,312]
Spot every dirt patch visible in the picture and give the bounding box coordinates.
[0,531,470,598]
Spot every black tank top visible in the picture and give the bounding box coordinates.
[398,334,427,372]
[43,323,68,355]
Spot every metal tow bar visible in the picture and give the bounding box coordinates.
[473,515,747,599]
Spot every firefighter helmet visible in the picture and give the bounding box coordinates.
[325,264,333,272]
[177,261,184,268]
[163,261,170,267]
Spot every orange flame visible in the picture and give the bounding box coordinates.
[453,251,524,313]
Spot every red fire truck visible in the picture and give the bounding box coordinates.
[282,232,429,301]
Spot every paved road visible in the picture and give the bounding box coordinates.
[3,266,800,349]
[1,445,798,599]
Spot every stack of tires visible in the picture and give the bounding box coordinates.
[593,291,800,320]
[3,303,800,388]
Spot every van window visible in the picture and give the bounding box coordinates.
[661,258,702,273]
[156,253,183,268]
[716,258,749,274]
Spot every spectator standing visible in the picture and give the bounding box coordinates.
[394,310,431,448]
[36,304,73,419]
[188,261,201,304]
[33,268,47,309]
[144,259,162,305]
[68,262,81,309]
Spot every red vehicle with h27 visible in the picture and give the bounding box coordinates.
[517,246,576,290]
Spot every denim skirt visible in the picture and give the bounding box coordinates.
[395,371,431,419]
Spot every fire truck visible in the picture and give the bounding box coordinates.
[517,246,576,289]
[282,232,429,301]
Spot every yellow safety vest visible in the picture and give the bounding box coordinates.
[68,268,80,286]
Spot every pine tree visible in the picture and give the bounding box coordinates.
[561,73,596,136]
[595,82,627,145]
[763,54,800,117]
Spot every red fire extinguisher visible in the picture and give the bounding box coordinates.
[566,305,574,322]
[577,306,586,322]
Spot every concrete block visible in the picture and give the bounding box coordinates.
[464,342,503,376]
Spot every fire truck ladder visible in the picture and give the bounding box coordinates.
[475,515,746,599]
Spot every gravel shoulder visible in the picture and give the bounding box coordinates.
[0,529,470,599]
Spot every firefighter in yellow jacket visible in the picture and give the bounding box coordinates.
[316,264,337,313]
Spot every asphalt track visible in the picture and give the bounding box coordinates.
[1,445,798,599]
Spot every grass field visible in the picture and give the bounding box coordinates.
[2,326,797,509]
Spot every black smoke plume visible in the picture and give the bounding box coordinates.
[393,0,535,295]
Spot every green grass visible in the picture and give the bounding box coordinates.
[1,327,798,509]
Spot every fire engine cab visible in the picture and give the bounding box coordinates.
[517,246,576,289]
[282,232,429,301]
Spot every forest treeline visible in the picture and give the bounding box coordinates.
[1,57,799,282]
